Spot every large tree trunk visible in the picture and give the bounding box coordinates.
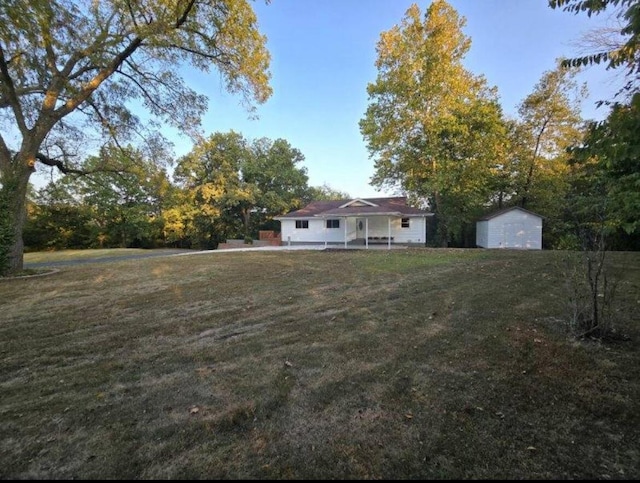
[520,161,535,209]
[2,152,34,274]
[433,191,449,247]
[242,207,250,238]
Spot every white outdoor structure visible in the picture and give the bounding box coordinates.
[275,197,432,248]
[476,207,543,249]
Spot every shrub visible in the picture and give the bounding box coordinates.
[562,234,618,339]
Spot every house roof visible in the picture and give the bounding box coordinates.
[478,206,543,221]
[275,197,432,219]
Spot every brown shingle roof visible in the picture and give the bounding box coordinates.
[276,197,432,218]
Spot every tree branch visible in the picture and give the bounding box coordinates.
[35,152,86,174]
[126,0,139,28]
[67,63,102,82]
[0,45,29,134]
[117,62,169,115]
[54,36,144,120]
[0,86,48,109]
[59,10,119,79]
[166,43,231,64]
[176,0,198,28]
[53,0,199,122]
[35,152,123,176]
[81,96,129,154]
[0,133,12,170]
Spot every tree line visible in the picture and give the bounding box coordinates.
[1,0,638,274]
[360,0,639,250]
[24,132,349,251]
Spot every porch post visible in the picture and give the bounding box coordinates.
[344,217,347,248]
[365,218,369,249]
[388,217,391,250]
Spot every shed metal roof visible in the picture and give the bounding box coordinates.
[478,206,543,221]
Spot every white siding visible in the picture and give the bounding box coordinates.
[279,218,356,244]
[279,216,427,244]
[476,220,489,248]
[357,216,424,243]
[390,216,426,244]
[480,209,542,249]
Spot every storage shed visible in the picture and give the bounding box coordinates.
[476,207,543,249]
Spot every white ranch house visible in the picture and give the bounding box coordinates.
[275,197,432,248]
[476,206,543,250]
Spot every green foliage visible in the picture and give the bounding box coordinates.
[360,1,508,246]
[550,0,640,93]
[23,195,97,251]
[24,146,173,250]
[174,131,310,247]
[501,65,586,248]
[549,1,639,250]
[304,184,351,202]
[566,93,640,239]
[0,0,271,140]
[0,0,272,270]
[77,147,171,248]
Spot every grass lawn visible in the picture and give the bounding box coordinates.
[1,248,639,479]
[23,248,184,264]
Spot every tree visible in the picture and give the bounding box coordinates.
[241,137,309,234]
[513,65,585,209]
[550,0,639,242]
[0,0,271,273]
[75,146,172,248]
[569,94,640,237]
[0,181,14,273]
[360,1,508,246]
[23,181,97,251]
[495,65,586,247]
[24,146,174,250]
[303,183,351,203]
[173,131,249,248]
[174,132,309,247]
[550,0,640,93]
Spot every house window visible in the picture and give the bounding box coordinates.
[295,220,309,229]
[401,218,410,228]
[326,219,340,229]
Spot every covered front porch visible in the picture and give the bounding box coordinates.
[323,215,414,249]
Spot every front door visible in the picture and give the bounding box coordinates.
[356,218,365,239]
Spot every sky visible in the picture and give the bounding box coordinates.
[36,0,624,197]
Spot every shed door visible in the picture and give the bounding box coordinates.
[503,223,524,248]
